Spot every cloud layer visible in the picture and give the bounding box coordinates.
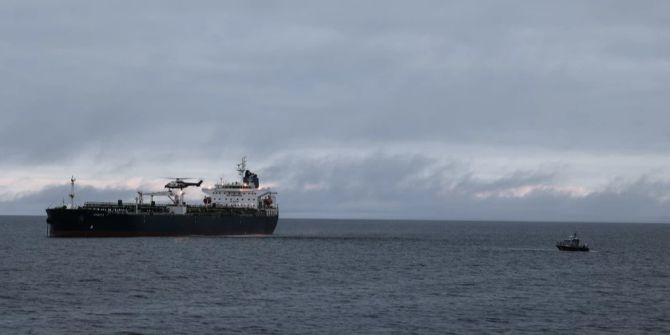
[2,1,670,221]
[4,153,670,223]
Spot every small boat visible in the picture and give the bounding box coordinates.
[556,232,589,252]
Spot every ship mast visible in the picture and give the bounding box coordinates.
[237,156,247,177]
[69,176,76,208]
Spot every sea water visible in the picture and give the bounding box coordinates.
[1,216,669,334]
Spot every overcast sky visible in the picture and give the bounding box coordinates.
[2,1,670,221]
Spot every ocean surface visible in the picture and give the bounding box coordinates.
[1,217,669,334]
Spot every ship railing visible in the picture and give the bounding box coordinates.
[83,202,139,214]
[84,202,123,207]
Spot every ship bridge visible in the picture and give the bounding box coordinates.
[201,157,277,210]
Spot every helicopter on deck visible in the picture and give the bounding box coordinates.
[164,178,203,190]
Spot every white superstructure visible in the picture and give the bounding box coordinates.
[201,157,277,210]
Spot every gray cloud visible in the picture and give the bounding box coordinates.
[2,1,670,221]
[4,153,670,222]
[260,153,670,221]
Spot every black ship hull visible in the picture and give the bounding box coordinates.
[46,208,278,237]
[556,245,589,252]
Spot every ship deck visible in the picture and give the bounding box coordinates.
[77,202,278,216]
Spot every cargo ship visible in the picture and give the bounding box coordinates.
[46,158,278,237]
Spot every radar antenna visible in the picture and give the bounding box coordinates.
[68,176,76,208]
[237,156,247,177]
